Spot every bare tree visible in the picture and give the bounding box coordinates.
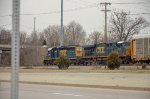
[87,31,103,44]
[65,21,86,45]
[20,31,47,67]
[0,28,11,44]
[41,22,86,46]
[20,31,27,45]
[110,10,149,41]
[42,25,60,47]
[39,32,45,46]
[29,31,39,45]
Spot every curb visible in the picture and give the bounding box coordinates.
[1,80,150,92]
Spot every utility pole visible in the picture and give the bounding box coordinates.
[100,2,111,43]
[34,17,36,33]
[60,0,64,46]
[34,17,38,66]
[11,0,20,99]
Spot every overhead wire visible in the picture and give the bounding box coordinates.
[0,24,11,27]
[21,4,98,16]
[66,0,88,6]
[0,1,149,17]
[78,0,97,5]
[21,24,33,30]
[112,1,150,4]
[115,12,150,16]
[20,24,43,32]
[0,4,98,17]
[0,15,11,18]
[142,13,150,15]
[1,1,149,32]
[109,1,150,16]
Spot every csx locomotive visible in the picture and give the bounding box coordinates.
[43,34,150,65]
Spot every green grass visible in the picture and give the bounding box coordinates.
[0,68,150,73]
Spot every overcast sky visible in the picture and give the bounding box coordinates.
[0,0,150,35]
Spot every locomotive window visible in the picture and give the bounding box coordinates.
[116,43,120,47]
[99,43,105,46]
[110,43,112,46]
[106,44,109,46]
[91,48,94,52]
[123,43,128,47]
[120,43,123,47]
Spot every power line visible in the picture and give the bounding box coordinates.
[142,13,150,15]
[78,0,97,5]
[21,4,98,16]
[66,0,88,6]
[0,15,11,18]
[67,0,97,6]
[0,24,11,27]
[129,13,150,15]
[0,4,98,17]
[0,2,149,17]
[112,1,150,4]
[20,24,43,32]
[21,24,33,30]
[118,13,150,16]
[63,4,98,12]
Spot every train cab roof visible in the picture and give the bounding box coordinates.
[59,45,80,50]
[117,41,130,44]
[83,44,96,48]
[115,41,130,48]
[48,47,58,51]
[117,41,124,44]
[97,43,106,46]
[48,48,52,51]
[97,43,112,47]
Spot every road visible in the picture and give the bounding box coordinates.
[0,83,150,99]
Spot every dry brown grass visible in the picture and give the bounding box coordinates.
[0,66,150,73]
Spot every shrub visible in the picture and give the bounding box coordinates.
[54,57,70,69]
[142,63,147,69]
[107,52,121,70]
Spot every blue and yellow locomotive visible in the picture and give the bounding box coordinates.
[44,45,83,65]
[44,41,131,65]
[44,34,150,66]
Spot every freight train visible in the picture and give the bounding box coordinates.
[43,34,150,65]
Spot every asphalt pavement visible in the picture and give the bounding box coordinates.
[0,82,150,99]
